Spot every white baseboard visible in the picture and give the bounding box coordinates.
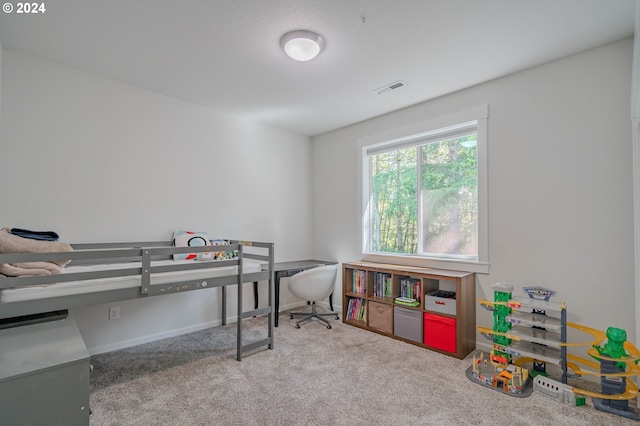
[87,318,228,355]
[88,300,342,355]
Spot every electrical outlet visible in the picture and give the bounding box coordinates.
[109,306,120,320]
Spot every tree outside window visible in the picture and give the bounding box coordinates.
[370,135,478,259]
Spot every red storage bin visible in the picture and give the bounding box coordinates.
[423,312,456,353]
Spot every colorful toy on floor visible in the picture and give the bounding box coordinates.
[467,350,532,396]
[469,283,640,421]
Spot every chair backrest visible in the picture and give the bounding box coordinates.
[288,264,338,302]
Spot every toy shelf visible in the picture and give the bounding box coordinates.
[506,311,563,332]
[509,296,565,313]
[502,340,563,365]
[503,326,563,348]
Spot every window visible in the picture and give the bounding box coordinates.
[370,127,477,258]
[358,106,488,273]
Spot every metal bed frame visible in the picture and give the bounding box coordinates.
[0,239,275,360]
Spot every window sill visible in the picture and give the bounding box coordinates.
[361,253,489,275]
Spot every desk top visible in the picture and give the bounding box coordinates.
[273,259,337,273]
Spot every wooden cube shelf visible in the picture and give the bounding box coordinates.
[343,261,476,359]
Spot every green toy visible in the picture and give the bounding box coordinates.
[591,327,638,369]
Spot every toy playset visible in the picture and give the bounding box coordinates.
[467,283,639,421]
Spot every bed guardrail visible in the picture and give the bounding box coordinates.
[0,239,275,361]
[0,242,246,291]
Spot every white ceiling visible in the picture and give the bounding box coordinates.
[0,0,636,137]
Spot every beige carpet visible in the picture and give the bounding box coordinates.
[89,311,638,425]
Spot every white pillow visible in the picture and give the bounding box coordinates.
[172,230,211,261]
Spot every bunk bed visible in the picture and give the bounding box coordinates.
[0,239,275,361]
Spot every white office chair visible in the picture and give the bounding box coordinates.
[288,264,339,329]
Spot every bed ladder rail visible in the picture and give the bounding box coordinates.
[235,241,275,361]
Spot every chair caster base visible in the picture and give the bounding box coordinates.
[289,303,339,329]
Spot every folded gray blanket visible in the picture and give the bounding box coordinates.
[0,227,73,277]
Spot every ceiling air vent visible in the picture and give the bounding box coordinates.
[374,80,406,95]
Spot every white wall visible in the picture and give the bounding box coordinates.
[0,49,313,353]
[313,38,636,351]
[0,38,3,136]
[632,0,640,372]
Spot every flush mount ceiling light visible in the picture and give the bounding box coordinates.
[280,30,325,61]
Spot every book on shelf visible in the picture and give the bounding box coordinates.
[373,272,392,298]
[394,296,420,307]
[346,297,367,321]
[399,277,421,303]
[352,269,366,294]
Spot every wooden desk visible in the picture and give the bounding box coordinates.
[254,260,337,327]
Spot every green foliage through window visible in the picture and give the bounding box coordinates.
[370,135,478,258]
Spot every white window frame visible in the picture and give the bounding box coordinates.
[357,105,489,274]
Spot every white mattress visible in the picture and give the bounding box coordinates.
[0,258,262,303]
